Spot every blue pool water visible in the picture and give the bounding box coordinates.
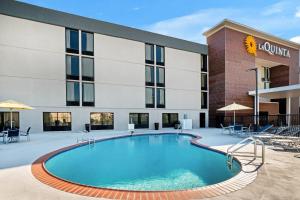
[45,134,241,191]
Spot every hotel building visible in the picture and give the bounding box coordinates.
[0,1,208,132]
[0,1,299,132]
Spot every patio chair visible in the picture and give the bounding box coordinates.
[239,124,273,138]
[4,129,20,143]
[220,123,232,134]
[20,127,31,141]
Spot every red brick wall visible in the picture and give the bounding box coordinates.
[260,102,279,115]
[270,65,289,88]
[207,29,226,126]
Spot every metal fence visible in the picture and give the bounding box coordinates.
[215,114,300,128]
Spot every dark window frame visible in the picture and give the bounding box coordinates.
[156,67,165,87]
[81,31,94,56]
[129,113,149,129]
[201,73,208,91]
[90,112,114,130]
[162,113,178,128]
[156,45,165,66]
[145,43,154,64]
[156,88,165,108]
[201,54,208,72]
[0,112,20,130]
[82,82,95,107]
[66,55,80,80]
[201,91,208,109]
[145,65,155,86]
[43,112,72,131]
[145,87,155,108]
[65,28,79,54]
[66,81,80,106]
[81,57,95,81]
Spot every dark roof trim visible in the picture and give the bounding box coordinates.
[0,0,207,54]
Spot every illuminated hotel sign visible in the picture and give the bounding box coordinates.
[245,35,290,58]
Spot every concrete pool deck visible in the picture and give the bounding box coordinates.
[0,128,299,200]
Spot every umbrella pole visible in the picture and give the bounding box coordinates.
[234,110,236,126]
[10,108,12,129]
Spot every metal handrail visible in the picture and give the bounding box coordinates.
[227,136,265,169]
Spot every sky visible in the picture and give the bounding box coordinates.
[19,0,300,44]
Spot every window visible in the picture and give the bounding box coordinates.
[145,44,154,64]
[156,46,165,66]
[81,31,94,56]
[156,67,165,87]
[146,87,155,108]
[82,83,95,106]
[145,65,154,86]
[66,28,79,54]
[157,88,165,108]
[82,57,94,81]
[90,112,114,130]
[263,67,270,89]
[66,55,79,80]
[129,113,149,129]
[65,29,95,107]
[66,81,80,106]
[162,113,178,128]
[43,112,71,131]
[201,54,207,72]
[145,44,166,108]
[0,112,19,130]
[201,92,208,109]
[201,73,208,91]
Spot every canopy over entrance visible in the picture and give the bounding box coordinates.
[248,84,300,99]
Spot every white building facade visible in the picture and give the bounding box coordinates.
[0,1,208,132]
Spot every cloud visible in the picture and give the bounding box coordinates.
[143,1,300,44]
[262,1,286,16]
[295,7,300,17]
[290,36,300,43]
[145,8,239,43]
[132,7,140,11]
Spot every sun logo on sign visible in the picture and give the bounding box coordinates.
[245,35,257,56]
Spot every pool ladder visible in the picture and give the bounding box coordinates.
[226,136,265,170]
[77,137,95,147]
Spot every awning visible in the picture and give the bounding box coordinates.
[248,84,300,99]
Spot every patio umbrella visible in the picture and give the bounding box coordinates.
[217,102,252,126]
[0,100,34,129]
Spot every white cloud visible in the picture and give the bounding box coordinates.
[145,8,239,43]
[133,7,140,11]
[295,7,300,17]
[290,36,300,43]
[262,1,286,16]
[143,1,300,44]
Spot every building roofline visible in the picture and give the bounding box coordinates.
[0,0,207,54]
[203,19,300,50]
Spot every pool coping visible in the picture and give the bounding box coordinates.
[31,132,258,200]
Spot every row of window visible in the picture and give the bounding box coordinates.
[42,112,179,131]
[66,28,95,107]
[66,28,94,55]
[145,44,166,108]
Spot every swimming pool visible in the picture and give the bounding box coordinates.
[44,134,241,191]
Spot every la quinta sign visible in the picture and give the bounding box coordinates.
[258,41,290,58]
[245,35,290,58]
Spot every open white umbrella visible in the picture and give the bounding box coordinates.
[0,100,34,129]
[217,102,252,126]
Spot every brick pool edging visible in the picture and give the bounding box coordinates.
[31,133,258,200]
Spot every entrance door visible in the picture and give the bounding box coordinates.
[259,111,268,126]
[199,113,206,128]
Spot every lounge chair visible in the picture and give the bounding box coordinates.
[239,124,273,138]
[271,138,300,153]
[20,127,31,141]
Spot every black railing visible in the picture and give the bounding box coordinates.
[215,114,300,128]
